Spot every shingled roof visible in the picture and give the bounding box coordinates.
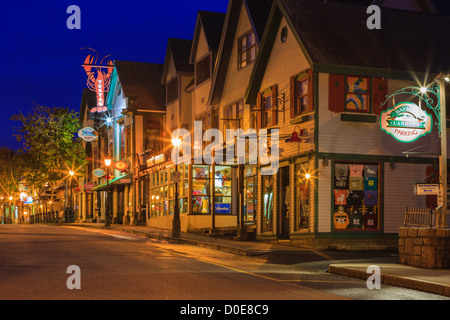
[162,38,194,85]
[280,0,450,73]
[114,60,165,111]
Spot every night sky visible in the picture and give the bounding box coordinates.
[0,0,229,150]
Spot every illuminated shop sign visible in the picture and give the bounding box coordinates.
[380,102,432,143]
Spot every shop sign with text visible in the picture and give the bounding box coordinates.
[380,102,432,143]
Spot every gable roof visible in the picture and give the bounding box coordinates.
[189,10,226,64]
[114,60,165,111]
[208,0,273,106]
[246,0,450,104]
[79,88,97,125]
[162,38,194,85]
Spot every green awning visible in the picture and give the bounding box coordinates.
[91,173,133,191]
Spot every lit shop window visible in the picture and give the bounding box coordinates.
[262,174,274,232]
[192,166,211,214]
[295,163,310,231]
[333,162,380,231]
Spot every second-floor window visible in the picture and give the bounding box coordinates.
[196,55,211,85]
[238,31,256,70]
[257,86,278,128]
[223,101,243,132]
[167,77,178,104]
[345,76,370,113]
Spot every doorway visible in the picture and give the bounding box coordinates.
[278,166,290,239]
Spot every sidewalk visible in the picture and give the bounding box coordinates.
[66,222,450,297]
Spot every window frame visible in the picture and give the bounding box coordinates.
[237,31,256,70]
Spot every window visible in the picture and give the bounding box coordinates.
[345,76,370,112]
[238,31,256,70]
[328,74,388,114]
[332,162,380,231]
[223,101,243,132]
[167,77,178,104]
[258,86,278,128]
[290,70,313,118]
[192,166,211,214]
[244,175,256,223]
[196,55,211,85]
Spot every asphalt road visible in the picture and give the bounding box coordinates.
[0,225,448,304]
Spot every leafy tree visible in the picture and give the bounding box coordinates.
[11,104,87,196]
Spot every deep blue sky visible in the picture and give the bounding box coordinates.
[0,0,229,150]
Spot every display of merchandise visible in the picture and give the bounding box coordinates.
[334,206,349,229]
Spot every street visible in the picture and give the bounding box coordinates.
[0,225,448,303]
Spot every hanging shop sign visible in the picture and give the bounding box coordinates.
[93,168,106,178]
[82,50,114,113]
[84,182,95,194]
[78,127,98,142]
[414,183,440,196]
[380,102,433,143]
[113,160,128,171]
[146,154,165,167]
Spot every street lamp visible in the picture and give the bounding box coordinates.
[104,157,112,228]
[171,137,182,238]
[69,170,75,223]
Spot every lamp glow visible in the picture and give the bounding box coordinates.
[69,170,74,176]
[172,138,182,148]
[104,158,112,166]
[305,173,311,179]
[420,87,428,94]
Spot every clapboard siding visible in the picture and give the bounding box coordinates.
[318,73,440,157]
[384,162,427,233]
[259,17,314,159]
[317,163,332,233]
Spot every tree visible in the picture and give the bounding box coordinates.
[11,104,87,197]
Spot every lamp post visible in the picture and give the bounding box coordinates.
[171,137,182,238]
[69,170,74,222]
[104,158,112,228]
[8,196,13,224]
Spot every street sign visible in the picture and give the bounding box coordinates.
[415,184,440,195]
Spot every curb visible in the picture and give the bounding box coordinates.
[328,265,450,297]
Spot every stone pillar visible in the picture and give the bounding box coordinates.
[399,227,450,269]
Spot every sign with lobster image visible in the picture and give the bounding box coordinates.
[82,48,114,113]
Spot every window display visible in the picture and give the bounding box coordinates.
[333,162,380,231]
[295,163,310,230]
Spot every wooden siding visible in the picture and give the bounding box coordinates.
[317,73,440,157]
[258,17,314,160]
[384,162,427,233]
[317,163,332,233]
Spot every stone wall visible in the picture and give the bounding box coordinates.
[399,227,450,269]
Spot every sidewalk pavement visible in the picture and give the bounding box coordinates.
[66,222,450,298]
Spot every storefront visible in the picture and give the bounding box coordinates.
[146,161,238,232]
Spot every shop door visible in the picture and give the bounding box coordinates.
[278,166,290,239]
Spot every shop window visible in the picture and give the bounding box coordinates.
[238,31,256,70]
[150,164,188,218]
[333,162,380,231]
[192,166,211,214]
[214,166,232,214]
[244,175,256,223]
[295,163,310,231]
[262,174,274,232]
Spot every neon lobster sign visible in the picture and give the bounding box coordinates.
[81,48,113,113]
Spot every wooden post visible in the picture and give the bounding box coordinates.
[438,79,447,228]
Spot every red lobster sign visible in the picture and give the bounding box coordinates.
[82,48,113,113]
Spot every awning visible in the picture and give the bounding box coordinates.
[91,173,133,191]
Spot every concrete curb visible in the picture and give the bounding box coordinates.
[329,265,450,297]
